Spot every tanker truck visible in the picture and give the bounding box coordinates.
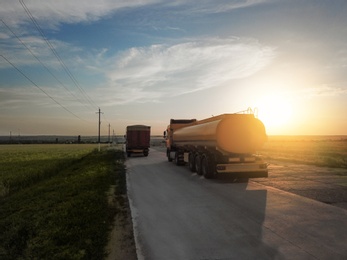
[164,113,268,179]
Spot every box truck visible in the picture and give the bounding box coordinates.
[126,125,151,157]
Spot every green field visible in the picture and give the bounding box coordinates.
[260,136,347,169]
[0,144,131,259]
[0,144,101,196]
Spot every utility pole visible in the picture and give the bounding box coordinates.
[108,123,111,144]
[96,108,103,151]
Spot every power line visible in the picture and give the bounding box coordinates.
[1,54,87,121]
[19,0,99,110]
[0,18,91,110]
[102,113,111,129]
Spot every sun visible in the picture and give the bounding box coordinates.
[256,94,293,130]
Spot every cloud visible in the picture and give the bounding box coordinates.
[0,0,275,109]
[1,0,269,29]
[0,87,50,110]
[98,37,276,105]
[0,0,161,29]
[298,85,347,98]
[1,14,83,69]
[168,0,269,14]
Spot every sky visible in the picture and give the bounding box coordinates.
[1,0,347,136]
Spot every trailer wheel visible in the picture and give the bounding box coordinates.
[174,151,184,165]
[174,152,180,165]
[143,150,149,157]
[202,154,216,179]
[188,152,196,172]
[195,154,203,175]
[127,152,131,157]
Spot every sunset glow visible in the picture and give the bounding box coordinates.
[256,94,293,131]
[1,1,347,136]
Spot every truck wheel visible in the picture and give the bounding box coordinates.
[127,152,131,157]
[144,151,149,157]
[167,149,173,162]
[188,152,196,172]
[202,154,216,179]
[195,154,203,175]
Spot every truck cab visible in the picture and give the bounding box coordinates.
[164,119,196,161]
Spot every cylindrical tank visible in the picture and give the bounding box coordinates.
[173,114,267,154]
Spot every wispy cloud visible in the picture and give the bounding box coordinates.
[0,0,271,70]
[1,0,269,29]
[0,0,160,29]
[0,87,52,110]
[0,22,82,70]
[0,0,276,113]
[298,84,347,98]
[0,83,79,103]
[96,37,276,105]
[0,1,275,113]
[167,0,269,14]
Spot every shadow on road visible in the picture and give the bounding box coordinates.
[205,176,281,259]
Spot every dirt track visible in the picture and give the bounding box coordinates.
[253,159,347,210]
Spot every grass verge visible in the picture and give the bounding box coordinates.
[0,147,133,259]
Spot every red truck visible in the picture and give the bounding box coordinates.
[125,125,151,157]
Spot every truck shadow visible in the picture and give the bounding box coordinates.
[126,153,148,158]
[211,174,251,184]
[205,177,281,259]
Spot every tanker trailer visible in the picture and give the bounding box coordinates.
[164,113,268,179]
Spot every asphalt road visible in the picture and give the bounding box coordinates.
[253,160,347,210]
[126,148,347,260]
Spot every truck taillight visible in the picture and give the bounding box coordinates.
[244,157,256,162]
